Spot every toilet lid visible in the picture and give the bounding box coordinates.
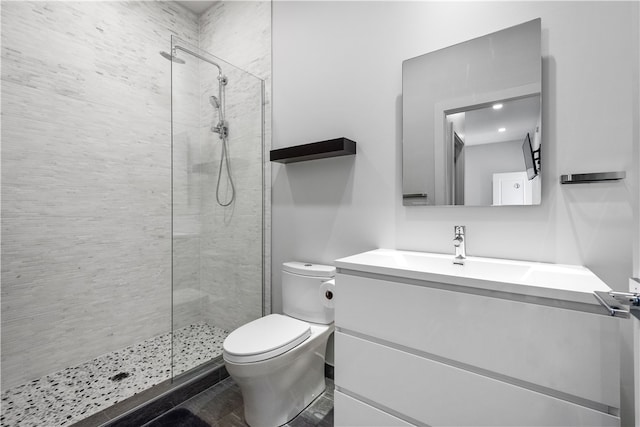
[223,314,311,363]
[282,261,336,278]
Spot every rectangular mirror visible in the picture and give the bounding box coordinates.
[402,19,541,206]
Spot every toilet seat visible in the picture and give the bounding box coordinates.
[223,314,311,363]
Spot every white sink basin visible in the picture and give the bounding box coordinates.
[335,249,611,305]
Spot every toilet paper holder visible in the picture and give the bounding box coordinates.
[320,279,336,308]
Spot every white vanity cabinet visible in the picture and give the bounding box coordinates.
[334,249,621,427]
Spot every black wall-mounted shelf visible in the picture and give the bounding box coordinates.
[270,137,356,164]
[560,171,626,184]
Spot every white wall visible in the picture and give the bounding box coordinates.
[272,0,635,304]
[464,140,524,206]
[273,1,637,422]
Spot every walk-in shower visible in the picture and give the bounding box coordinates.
[0,3,265,420]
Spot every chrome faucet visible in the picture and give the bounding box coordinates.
[453,225,466,265]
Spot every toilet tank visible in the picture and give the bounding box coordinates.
[282,262,335,324]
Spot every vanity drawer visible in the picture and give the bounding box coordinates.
[335,272,619,408]
[335,332,618,426]
[334,391,414,427]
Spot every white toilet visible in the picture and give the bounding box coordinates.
[222,262,335,427]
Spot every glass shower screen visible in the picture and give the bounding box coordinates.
[170,36,264,378]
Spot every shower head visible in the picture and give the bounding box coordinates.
[159,50,185,64]
[209,95,220,109]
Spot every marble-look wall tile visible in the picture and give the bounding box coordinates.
[198,1,272,332]
[199,1,271,79]
[1,0,271,391]
[171,50,203,332]
[1,1,199,391]
[173,235,204,329]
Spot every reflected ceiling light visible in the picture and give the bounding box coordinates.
[498,127,506,132]
[492,103,503,110]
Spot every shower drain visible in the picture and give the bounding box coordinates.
[109,372,130,382]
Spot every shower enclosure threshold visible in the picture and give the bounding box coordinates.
[0,323,228,427]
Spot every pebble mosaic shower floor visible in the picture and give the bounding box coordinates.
[0,323,229,427]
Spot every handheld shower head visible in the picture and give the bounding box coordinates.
[210,94,227,136]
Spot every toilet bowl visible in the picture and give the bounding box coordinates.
[223,262,335,427]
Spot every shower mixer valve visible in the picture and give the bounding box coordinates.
[213,121,229,138]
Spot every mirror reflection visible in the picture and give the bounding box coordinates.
[402,19,542,207]
[445,95,541,206]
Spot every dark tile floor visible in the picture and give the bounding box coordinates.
[143,377,334,427]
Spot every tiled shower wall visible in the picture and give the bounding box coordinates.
[172,44,205,330]
[198,1,272,331]
[0,1,202,391]
[1,0,271,393]
[0,1,200,391]
[172,0,272,334]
